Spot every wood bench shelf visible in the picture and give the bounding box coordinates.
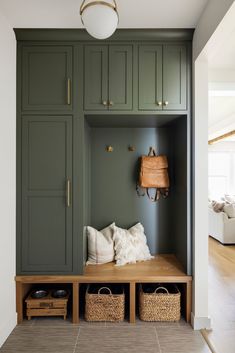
[16,255,192,325]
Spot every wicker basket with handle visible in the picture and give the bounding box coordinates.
[139,284,181,322]
[85,285,125,322]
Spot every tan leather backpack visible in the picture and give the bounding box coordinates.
[137,147,170,202]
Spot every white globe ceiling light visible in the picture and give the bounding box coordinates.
[80,0,119,40]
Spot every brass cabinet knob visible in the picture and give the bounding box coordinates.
[109,100,114,106]
[102,100,107,106]
[163,101,169,106]
[156,101,162,106]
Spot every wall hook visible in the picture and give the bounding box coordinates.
[128,145,135,152]
[106,145,113,152]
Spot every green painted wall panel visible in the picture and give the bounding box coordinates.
[89,127,173,255]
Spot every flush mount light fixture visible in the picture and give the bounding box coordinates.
[80,0,119,40]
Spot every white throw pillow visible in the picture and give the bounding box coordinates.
[86,223,115,265]
[113,223,153,266]
[224,204,235,218]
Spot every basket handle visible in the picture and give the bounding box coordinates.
[98,287,112,295]
[154,286,169,294]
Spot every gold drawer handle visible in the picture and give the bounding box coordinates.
[40,302,53,308]
[66,179,71,207]
[102,100,108,106]
[163,101,169,106]
[67,78,71,105]
[109,100,114,107]
[156,101,162,106]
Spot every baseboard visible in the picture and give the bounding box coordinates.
[0,313,17,348]
[191,312,211,330]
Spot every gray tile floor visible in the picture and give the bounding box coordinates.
[0,318,211,353]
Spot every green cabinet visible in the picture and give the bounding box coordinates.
[139,44,187,111]
[163,45,187,110]
[21,116,73,273]
[138,45,163,111]
[84,45,133,111]
[22,46,73,111]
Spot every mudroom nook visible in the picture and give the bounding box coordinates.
[15,29,192,325]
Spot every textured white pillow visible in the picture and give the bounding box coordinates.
[113,223,153,266]
[224,204,235,218]
[86,223,115,265]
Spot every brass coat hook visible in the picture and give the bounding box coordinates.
[106,145,113,152]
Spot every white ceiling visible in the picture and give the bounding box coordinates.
[0,0,208,29]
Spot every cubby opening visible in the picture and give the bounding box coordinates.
[84,114,191,274]
[79,283,130,322]
[22,283,73,322]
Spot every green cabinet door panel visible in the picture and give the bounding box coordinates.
[21,116,73,272]
[109,45,133,110]
[22,46,73,111]
[163,45,187,110]
[84,45,108,110]
[138,45,163,110]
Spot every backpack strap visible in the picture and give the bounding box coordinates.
[148,147,156,156]
[160,188,169,199]
[136,182,145,197]
[146,188,160,202]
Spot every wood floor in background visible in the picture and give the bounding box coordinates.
[0,318,210,353]
[206,236,235,353]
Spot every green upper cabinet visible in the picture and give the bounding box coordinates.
[21,116,73,273]
[84,44,133,111]
[139,44,187,111]
[22,46,73,111]
[163,45,187,110]
[84,45,108,111]
[138,45,163,110]
[108,45,133,110]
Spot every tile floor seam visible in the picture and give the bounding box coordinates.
[72,327,80,353]
[154,327,162,353]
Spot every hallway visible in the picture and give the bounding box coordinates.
[206,237,235,353]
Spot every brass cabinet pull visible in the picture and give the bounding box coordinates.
[67,78,71,105]
[102,100,108,106]
[163,101,169,106]
[66,179,71,207]
[109,100,114,107]
[156,101,162,106]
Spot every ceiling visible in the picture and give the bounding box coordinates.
[0,0,208,29]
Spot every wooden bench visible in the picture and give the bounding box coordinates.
[15,255,192,324]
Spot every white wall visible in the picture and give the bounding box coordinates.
[192,0,235,329]
[193,0,234,60]
[0,11,16,347]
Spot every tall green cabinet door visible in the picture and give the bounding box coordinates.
[21,116,73,273]
[163,45,187,110]
[22,46,73,111]
[108,45,133,110]
[84,45,108,110]
[138,45,162,110]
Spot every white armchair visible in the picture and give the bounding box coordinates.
[208,207,235,244]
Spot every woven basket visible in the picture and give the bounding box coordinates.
[85,285,125,322]
[139,284,181,322]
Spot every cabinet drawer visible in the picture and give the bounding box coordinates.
[26,300,67,309]
[27,308,66,316]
